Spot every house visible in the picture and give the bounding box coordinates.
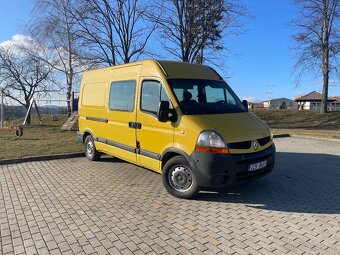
[247,102,264,109]
[262,98,297,109]
[329,97,340,111]
[295,91,338,111]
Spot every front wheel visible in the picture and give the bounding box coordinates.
[162,156,199,199]
[84,135,101,161]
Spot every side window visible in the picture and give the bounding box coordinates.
[141,80,170,115]
[109,80,136,112]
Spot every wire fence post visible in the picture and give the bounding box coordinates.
[1,89,4,127]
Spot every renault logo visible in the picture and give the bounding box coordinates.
[253,140,258,150]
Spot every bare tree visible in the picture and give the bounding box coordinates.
[73,0,157,65]
[30,0,93,115]
[0,47,58,124]
[292,0,339,113]
[151,0,248,64]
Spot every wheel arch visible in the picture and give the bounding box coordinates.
[83,129,95,143]
[161,148,192,170]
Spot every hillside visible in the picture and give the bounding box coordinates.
[253,109,340,139]
[253,109,340,130]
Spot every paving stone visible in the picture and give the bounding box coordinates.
[0,137,340,254]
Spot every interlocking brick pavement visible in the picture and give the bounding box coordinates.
[1,137,340,254]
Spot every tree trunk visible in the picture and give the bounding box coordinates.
[321,49,329,113]
[64,0,73,117]
[25,105,31,125]
[66,84,72,116]
[320,0,329,114]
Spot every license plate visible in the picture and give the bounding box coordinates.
[248,160,267,172]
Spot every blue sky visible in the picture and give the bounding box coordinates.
[0,0,339,102]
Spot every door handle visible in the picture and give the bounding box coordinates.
[128,122,142,129]
[128,122,135,128]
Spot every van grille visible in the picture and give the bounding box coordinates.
[228,136,271,149]
[257,136,271,146]
[228,141,251,149]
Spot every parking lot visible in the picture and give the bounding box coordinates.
[1,137,340,255]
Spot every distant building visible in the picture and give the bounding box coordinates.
[295,91,339,111]
[248,102,264,109]
[262,98,297,109]
[329,97,340,111]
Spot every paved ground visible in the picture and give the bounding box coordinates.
[1,137,340,255]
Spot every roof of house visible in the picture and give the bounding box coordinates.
[330,96,340,102]
[295,91,336,102]
[261,97,293,103]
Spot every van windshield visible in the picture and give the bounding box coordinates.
[168,79,246,115]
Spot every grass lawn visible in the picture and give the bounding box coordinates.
[252,109,340,140]
[0,115,83,160]
[0,110,339,160]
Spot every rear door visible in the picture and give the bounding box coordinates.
[136,79,174,172]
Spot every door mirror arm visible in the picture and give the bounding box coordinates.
[157,101,170,122]
[168,109,178,122]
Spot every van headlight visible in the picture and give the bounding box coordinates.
[195,131,230,154]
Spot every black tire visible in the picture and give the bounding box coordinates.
[162,156,199,199]
[84,135,101,161]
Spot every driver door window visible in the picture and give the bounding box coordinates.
[141,80,171,115]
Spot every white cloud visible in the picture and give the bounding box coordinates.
[0,34,36,55]
[1,34,94,74]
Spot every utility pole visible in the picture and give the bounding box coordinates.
[265,85,275,109]
[1,89,4,127]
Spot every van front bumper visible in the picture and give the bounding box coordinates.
[189,144,275,188]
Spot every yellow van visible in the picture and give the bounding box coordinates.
[77,60,275,198]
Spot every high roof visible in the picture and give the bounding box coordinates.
[83,59,222,81]
[157,60,222,80]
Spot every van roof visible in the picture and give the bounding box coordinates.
[84,60,223,80]
[156,60,222,80]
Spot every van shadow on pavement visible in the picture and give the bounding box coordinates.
[197,152,340,214]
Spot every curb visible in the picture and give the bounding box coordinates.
[0,152,85,166]
[290,134,340,142]
[273,134,290,138]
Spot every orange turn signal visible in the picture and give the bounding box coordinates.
[195,145,230,154]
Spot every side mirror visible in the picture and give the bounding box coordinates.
[242,100,248,112]
[157,101,170,122]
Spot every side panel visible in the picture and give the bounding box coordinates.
[173,115,201,156]
[78,80,108,143]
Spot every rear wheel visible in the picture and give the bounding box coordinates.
[84,135,101,161]
[162,156,199,199]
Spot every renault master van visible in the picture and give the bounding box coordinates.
[77,60,275,199]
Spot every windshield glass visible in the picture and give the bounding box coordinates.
[168,79,246,115]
